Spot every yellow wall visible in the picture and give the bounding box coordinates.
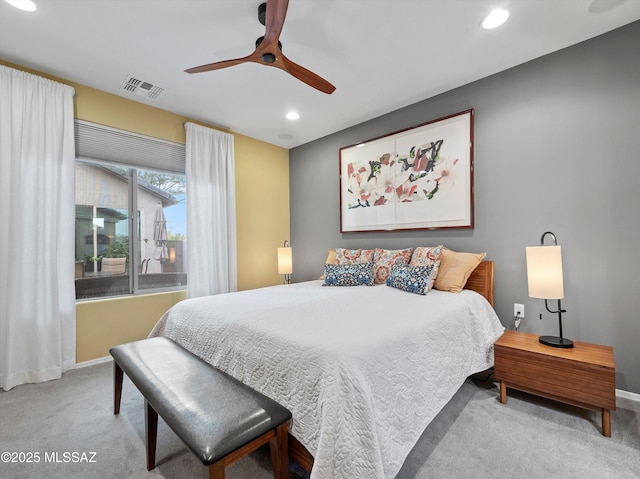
[2,60,290,362]
[75,291,187,362]
[235,138,290,290]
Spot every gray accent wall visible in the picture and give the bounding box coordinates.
[290,22,640,394]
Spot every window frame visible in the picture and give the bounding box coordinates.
[75,158,187,301]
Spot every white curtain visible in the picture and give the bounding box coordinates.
[0,66,76,391]
[185,122,237,297]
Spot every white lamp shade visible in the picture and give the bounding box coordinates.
[277,247,293,275]
[526,245,564,299]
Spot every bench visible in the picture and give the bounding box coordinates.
[110,337,292,479]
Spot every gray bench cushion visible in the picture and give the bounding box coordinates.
[110,337,291,466]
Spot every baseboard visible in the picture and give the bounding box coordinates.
[76,356,112,369]
[616,388,640,403]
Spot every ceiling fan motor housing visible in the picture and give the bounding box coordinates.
[255,35,282,63]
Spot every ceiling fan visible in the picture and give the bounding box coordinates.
[185,0,336,95]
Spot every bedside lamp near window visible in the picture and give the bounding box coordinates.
[277,240,292,284]
[526,231,573,348]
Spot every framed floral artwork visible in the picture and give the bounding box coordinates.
[339,109,474,232]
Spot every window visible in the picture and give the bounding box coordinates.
[74,161,187,299]
[73,120,187,300]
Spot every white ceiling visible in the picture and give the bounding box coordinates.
[1,0,639,149]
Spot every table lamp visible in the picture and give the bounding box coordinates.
[277,240,292,284]
[526,231,573,348]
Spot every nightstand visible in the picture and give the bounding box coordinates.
[494,330,616,436]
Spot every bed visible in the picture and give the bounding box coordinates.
[149,261,504,479]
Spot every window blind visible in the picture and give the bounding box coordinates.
[74,120,185,174]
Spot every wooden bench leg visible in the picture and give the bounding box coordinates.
[207,461,225,479]
[113,362,123,414]
[145,399,158,471]
[269,422,289,479]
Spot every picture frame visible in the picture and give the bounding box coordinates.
[339,109,474,233]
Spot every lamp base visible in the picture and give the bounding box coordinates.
[539,335,574,348]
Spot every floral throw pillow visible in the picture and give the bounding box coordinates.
[335,248,375,264]
[373,248,414,284]
[323,262,375,287]
[409,245,444,290]
[386,263,435,295]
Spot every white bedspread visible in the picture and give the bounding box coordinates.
[149,281,504,479]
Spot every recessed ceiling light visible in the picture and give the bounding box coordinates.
[285,111,300,120]
[4,0,37,11]
[482,9,509,29]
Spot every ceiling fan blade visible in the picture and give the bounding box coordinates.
[280,54,336,94]
[185,0,335,94]
[262,0,289,47]
[185,53,257,74]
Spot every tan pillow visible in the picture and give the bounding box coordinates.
[326,248,337,265]
[318,248,337,280]
[434,248,486,293]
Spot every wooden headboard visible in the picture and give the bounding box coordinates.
[464,260,494,307]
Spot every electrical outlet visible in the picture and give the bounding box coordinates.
[514,303,525,318]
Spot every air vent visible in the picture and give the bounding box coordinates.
[120,75,167,100]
